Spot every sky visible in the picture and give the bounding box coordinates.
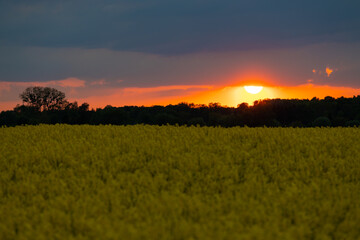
[1,0,360,110]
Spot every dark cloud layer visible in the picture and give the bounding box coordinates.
[1,42,360,87]
[1,0,360,54]
[1,0,360,107]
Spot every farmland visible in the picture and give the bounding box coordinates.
[0,125,359,239]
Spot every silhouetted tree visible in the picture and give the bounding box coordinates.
[3,95,360,127]
[19,87,68,111]
[79,103,90,111]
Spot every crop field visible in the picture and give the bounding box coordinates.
[0,125,360,239]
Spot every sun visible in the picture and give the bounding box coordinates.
[244,86,263,94]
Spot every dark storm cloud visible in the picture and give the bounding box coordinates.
[1,0,360,103]
[2,42,360,88]
[1,0,360,54]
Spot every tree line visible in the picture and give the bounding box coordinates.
[1,86,360,127]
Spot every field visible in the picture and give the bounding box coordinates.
[0,125,359,239]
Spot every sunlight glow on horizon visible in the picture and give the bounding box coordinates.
[1,81,360,111]
[165,83,360,108]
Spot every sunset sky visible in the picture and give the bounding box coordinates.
[1,0,360,110]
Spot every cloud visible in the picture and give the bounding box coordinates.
[122,85,212,94]
[326,67,334,77]
[1,1,360,111]
[1,1,360,54]
[56,78,86,87]
[1,42,360,110]
[1,42,360,89]
[312,66,338,80]
[0,82,12,92]
[90,79,106,86]
[0,78,85,90]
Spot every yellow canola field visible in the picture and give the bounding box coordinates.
[0,125,359,239]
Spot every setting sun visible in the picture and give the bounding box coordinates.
[244,86,263,94]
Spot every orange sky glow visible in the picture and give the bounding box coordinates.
[1,74,360,111]
[72,83,360,110]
